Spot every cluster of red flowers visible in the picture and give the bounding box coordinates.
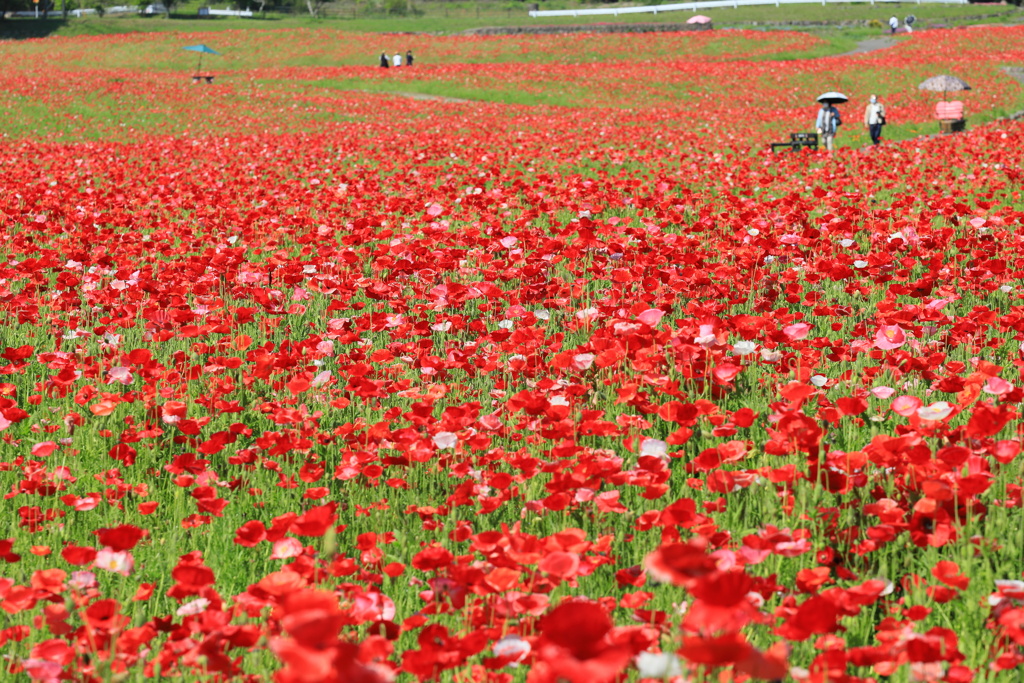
[0,23,1024,683]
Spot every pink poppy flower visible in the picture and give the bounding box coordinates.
[892,395,923,417]
[783,323,811,340]
[870,386,895,399]
[875,325,906,350]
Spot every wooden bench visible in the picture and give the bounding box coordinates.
[771,132,818,153]
[192,75,215,84]
[935,100,966,134]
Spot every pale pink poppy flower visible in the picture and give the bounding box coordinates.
[637,308,664,326]
[850,339,873,355]
[95,548,134,577]
[613,321,644,336]
[22,659,62,683]
[710,549,737,571]
[270,538,304,560]
[640,438,668,460]
[176,598,211,617]
[106,367,134,385]
[870,386,896,399]
[875,325,906,350]
[353,591,396,621]
[574,488,596,503]
[917,402,954,421]
[433,432,458,450]
[694,323,717,347]
[68,571,97,590]
[310,371,332,388]
[783,323,811,340]
[910,661,945,681]
[892,395,923,417]
[572,353,595,371]
[493,635,531,667]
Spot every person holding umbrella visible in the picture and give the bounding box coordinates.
[815,92,846,151]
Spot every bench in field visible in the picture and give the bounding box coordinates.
[771,132,818,153]
[935,100,966,134]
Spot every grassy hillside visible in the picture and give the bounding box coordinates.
[1,0,1021,40]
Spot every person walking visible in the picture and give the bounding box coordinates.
[815,100,842,152]
[406,50,414,67]
[864,94,886,145]
[393,51,402,68]
[889,16,898,34]
[379,51,390,68]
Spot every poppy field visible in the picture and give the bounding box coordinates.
[2,22,1024,683]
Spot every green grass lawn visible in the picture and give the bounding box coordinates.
[1,0,1020,41]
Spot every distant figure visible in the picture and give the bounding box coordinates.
[815,100,842,152]
[379,51,389,68]
[393,52,402,68]
[406,50,414,67]
[864,94,886,145]
[889,15,898,34]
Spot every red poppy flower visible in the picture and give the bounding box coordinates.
[93,525,146,552]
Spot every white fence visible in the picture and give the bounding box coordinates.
[529,0,965,17]
[10,7,106,15]
[10,4,253,16]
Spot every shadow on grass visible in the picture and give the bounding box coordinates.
[0,13,284,40]
[0,17,67,39]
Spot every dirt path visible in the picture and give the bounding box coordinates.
[344,90,472,103]
[833,36,897,58]
[1001,67,1024,120]
[390,91,472,103]
[1004,66,1024,86]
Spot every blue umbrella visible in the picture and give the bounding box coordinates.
[183,44,220,77]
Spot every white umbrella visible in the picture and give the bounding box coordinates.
[816,91,848,105]
[687,15,712,24]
